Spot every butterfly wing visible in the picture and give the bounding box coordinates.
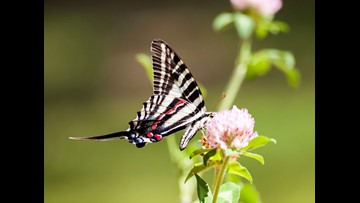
[151,39,206,113]
[151,39,213,150]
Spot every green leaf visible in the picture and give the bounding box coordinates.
[255,49,295,67]
[213,12,234,32]
[255,25,268,39]
[242,135,276,151]
[217,182,241,203]
[268,50,300,88]
[247,48,300,84]
[227,161,253,183]
[241,151,264,165]
[252,49,300,87]
[239,183,262,203]
[247,51,271,79]
[135,53,153,82]
[278,50,295,67]
[203,148,217,166]
[255,19,289,39]
[185,162,213,183]
[269,21,289,35]
[233,12,255,39]
[284,68,301,88]
[255,18,271,39]
[194,173,213,203]
[189,148,213,159]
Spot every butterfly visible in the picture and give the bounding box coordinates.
[69,39,215,150]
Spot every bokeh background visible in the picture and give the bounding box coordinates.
[44,0,314,202]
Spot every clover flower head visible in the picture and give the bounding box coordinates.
[202,105,258,150]
[230,0,282,17]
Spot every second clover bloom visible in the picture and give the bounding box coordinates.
[202,105,258,150]
[230,0,282,17]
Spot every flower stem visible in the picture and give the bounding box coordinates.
[166,136,189,203]
[218,38,252,111]
[212,167,220,192]
[212,155,231,203]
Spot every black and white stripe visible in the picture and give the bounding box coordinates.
[70,39,215,150]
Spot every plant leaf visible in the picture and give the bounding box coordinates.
[246,48,301,88]
[233,12,255,39]
[283,68,301,88]
[203,148,217,166]
[217,182,241,203]
[255,19,289,39]
[247,51,271,79]
[189,148,213,159]
[227,161,253,183]
[194,173,213,203]
[241,151,264,165]
[185,162,213,183]
[253,49,300,87]
[213,12,234,32]
[242,135,276,151]
[269,21,289,35]
[255,17,271,39]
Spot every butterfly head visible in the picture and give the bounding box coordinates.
[207,111,216,119]
[202,112,216,127]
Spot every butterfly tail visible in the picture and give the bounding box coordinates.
[69,131,130,141]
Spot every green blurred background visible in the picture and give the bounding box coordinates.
[44,0,314,202]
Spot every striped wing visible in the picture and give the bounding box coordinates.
[151,39,206,114]
[126,39,212,149]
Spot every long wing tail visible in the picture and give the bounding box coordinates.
[69,131,130,141]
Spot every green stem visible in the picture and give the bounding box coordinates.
[167,136,197,203]
[212,155,231,203]
[212,167,219,190]
[166,136,187,203]
[218,38,252,111]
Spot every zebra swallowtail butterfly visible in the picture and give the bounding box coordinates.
[70,39,215,150]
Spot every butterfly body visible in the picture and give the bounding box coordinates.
[70,39,215,150]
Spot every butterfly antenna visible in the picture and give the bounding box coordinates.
[212,92,227,111]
